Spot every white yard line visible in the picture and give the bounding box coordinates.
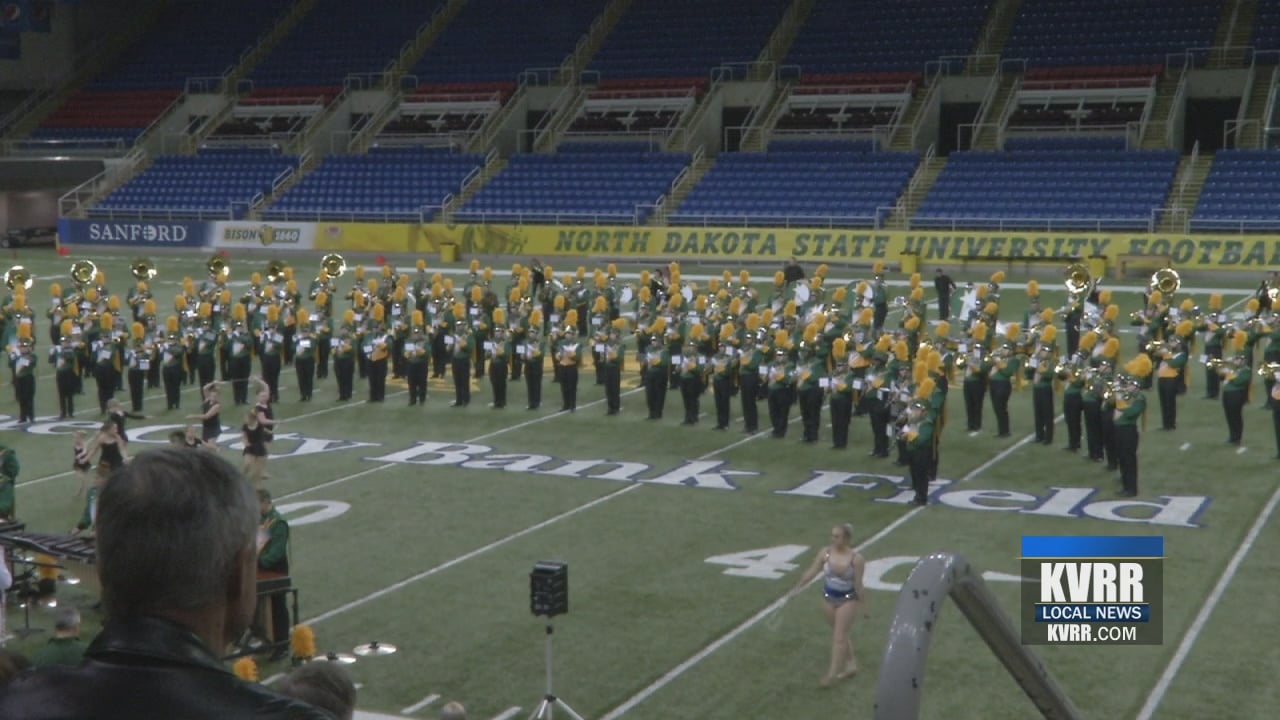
[490,708,523,720]
[1134,482,1280,720]
[599,416,1060,719]
[400,694,440,715]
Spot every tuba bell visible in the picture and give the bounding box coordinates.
[1150,268,1180,297]
[131,258,157,282]
[70,259,97,288]
[207,255,229,281]
[4,265,33,291]
[319,253,346,280]
[1064,262,1093,297]
[265,259,288,284]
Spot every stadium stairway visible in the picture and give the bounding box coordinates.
[1158,151,1214,232]
[440,154,507,223]
[971,73,1020,150]
[889,153,946,228]
[1140,72,1183,149]
[754,0,817,69]
[648,152,714,225]
[1236,63,1275,147]
[970,0,1025,73]
[1210,0,1259,67]
[387,0,469,79]
[227,0,319,92]
[562,0,636,81]
[887,83,936,152]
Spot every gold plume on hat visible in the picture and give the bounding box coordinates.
[990,271,1005,284]
[565,309,578,327]
[1040,308,1054,324]
[1209,293,1222,311]
[1104,304,1119,322]
[972,321,988,342]
[893,340,908,362]
[774,270,785,285]
[266,305,279,323]
[493,308,506,325]
[1080,331,1098,351]
[916,377,935,401]
[165,316,178,334]
[833,337,847,357]
[342,309,354,324]
[873,262,884,274]
[904,316,920,332]
[875,335,892,352]
[131,322,145,340]
[910,287,923,301]
[909,272,919,289]
[1041,325,1057,343]
[1103,337,1120,359]
[1176,319,1192,337]
[1027,280,1039,297]
[936,321,950,337]
[745,313,760,332]
[530,309,543,327]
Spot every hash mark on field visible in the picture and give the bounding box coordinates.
[1180,442,1191,451]
[1135,481,1280,720]
[401,694,439,714]
[599,415,1062,719]
[1236,446,1247,455]
[490,707,522,720]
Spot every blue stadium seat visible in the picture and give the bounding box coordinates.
[1002,0,1218,67]
[1191,149,1280,231]
[90,150,298,219]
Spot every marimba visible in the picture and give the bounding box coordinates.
[0,531,99,597]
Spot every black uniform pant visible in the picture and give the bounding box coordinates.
[990,379,1012,436]
[560,365,579,411]
[368,358,388,402]
[489,358,508,408]
[644,368,667,419]
[186,350,197,385]
[830,393,852,448]
[1203,345,1222,398]
[1066,323,1080,357]
[1223,388,1246,444]
[963,378,985,431]
[525,359,543,409]
[604,363,621,414]
[1157,377,1179,429]
[1272,402,1280,458]
[712,377,733,428]
[259,566,290,646]
[1083,398,1103,459]
[1033,384,1054,442]
[431,332,448,377]
[1264,374,1277,409]
[392,337,405,379]
[680,376,701,423]
[56,370,76,417]
[873,302,888,331]
[261,354,281,402]
[768,387,792,437]
[510,340,524,381]
[356,346,367,379]
[474,340,486,380]
[866,397,890,456]
[229,357,251,404]
[407,360,427,404]
[1100,409,1118,469]
[1116,424,1139,495]
[282,327,295,365]
[937,294,951,320]
[128,368,146,412]
[452,357,471,405]
[316,341,330,379]
[335,356,354,400]
[295,356,315,400]
[94,365,117,413]
[798,386,822,442]
[163,365,184,409]
[910,445,931,503]
[146,361,159,390]
[1063,392,1083,450]
[197,355,216,388]
[13,375,34,422]
[739,373,761,431]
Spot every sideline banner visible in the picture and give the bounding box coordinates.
[210,221,315,250]
[57,218,209,248]
[314,222,421,253]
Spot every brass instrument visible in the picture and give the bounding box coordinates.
[1143,339,1166,355]
[207,255,229,282]
[265,259,288,284]
[1267,279,1280,305]
[1257,361,1280,378]
[1150,268,1180,296]
[1205,357,1231,373]
[4,265,33,291]
[320,253,347,280]
[70,259,97,288]
[1064,262,1093,296]
[131,258,157,282]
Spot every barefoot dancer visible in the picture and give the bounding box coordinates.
[792,523,868,686]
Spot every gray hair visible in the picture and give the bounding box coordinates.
[276,662,358,720]
[96,447,256,618]
[439,701,467,720]
[54,608,80,632]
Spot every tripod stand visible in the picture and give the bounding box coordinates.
[527,621,583,720]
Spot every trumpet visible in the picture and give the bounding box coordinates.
[1257,361,1280,378]
[1143,339,1166,355]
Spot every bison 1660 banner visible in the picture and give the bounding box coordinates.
[309,223,1280,269]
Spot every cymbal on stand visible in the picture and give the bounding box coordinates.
[313,652,358,664]
[353,641,397,657]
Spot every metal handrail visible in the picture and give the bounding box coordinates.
[910,215,1160,232]
[531,84,583,152]
[450,210,646,226]
[665,212,881,229]
[958,67,1006,150]
[907,73,944,150]
[874,553,1081,720]
[1264,65,1280,138]
[1188,217,1280,233]
[259,206,446,223]
[81,205,244,221]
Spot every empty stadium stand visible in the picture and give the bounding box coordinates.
[1254,0,1280,51]
[409,0,607,87]
[784,0,992,76]
[91,149,298,219]
[914,138,1179,231]
[455,142,689,224]
[1192,149,1280,231]
[669,141,918,227]
[588,0,791,80]
[263,147,482,221]
[1002,0,1219,68]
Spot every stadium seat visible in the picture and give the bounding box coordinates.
[670,141,917,228]
[90,149,298,219]
[1191,149,1280,231]
[914,138,1178,231]
[455,142,690,224]
[264,148,483,222]
[1002,0,1218,68]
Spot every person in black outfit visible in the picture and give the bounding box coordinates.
[782,257,806,285]
[524,320,545,410]
[89,420,128,476]
[933,268,957,321]
[488,321,509,409]
[106,400,144,444]
[241,411,269,485]
[186,382,223,449]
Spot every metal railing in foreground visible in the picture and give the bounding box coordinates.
[874,552,1081,720]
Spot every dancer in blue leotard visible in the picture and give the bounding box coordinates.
[792,523,867,687]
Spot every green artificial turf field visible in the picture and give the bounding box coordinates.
[1,247,1277,720]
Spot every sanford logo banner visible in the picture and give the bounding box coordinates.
[58,218,208,248]
[211,221,314,250]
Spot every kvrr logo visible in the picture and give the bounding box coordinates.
[1021,535,1163,645]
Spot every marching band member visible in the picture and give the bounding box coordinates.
[1091,338,1121,469]
[333,311,356,402]
[124,322,149,413]
[293,309,316,402]
[710,323,736,429]
[1031,324,1058,445]
[469,284,490,380]
[52,320,80,419]
[92,312,122,414]
[389,286,410,380]
[194,302,218,387]
[767,331,796,439]
[312,293,332,381]
[1219,330,1251,446]
[870,263,888,331]
[524,310,546,410]
[557,312,583,413]
[1196,297,1225,399]
[405,310,430,406]
[226,305,253,405]
[1270,364,1280,458]
[829,337,854,449]
[902,378,936,506]
[10,325,36,423]
[643,317,670,420]
[450,306,475,408]
[863,336,893,458]
[366,304,391,403]
[739,314,764,433]
[988,324,1021,438]
[961,321,990,433]
[678,335,703,425]
[924,347,948,482]
[160,316,187,410]
[1263,311,1280,408]
[1155,322,1191,430]
[796,324,824,443]
[602,319,625,416]
[1113,355,1151,497]
[1061,333,1094,453]
[488,310,511,409]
